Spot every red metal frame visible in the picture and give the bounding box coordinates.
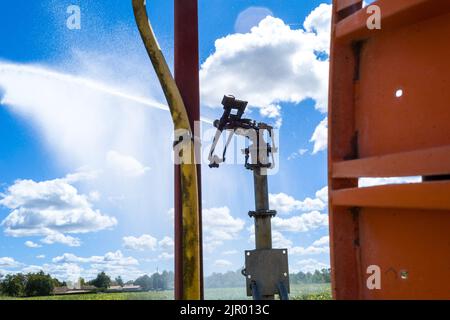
[329,0,450,299]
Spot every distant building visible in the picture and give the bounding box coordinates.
[53,285,97,295]
[105,284,142,293]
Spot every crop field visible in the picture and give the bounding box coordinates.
[0,283,331,300]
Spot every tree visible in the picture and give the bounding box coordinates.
[115,276,124,287]
[134,274,152,291]
[0,274,26,297]
[89,272,111,290]
[25,271,54,297]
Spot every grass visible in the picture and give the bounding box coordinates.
[0,283,331,300]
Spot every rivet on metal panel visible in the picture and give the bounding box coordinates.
[247,275,252,279]
[400,270,409,280]
[283,272,288,277]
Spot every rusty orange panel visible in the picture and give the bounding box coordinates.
[336,0,362,14]
[336,0,450,42]
[356,11,450,157]
[332,145,450,178]
[331,181,450,211]
[329,0,450,300]
[358,208,450,299]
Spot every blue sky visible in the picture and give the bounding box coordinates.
[0,0,333,284]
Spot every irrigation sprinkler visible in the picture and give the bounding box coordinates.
[209,95,290,300]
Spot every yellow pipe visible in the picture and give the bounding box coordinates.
[132,0,201,300]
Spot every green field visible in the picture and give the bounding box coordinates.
[0,283,331,300]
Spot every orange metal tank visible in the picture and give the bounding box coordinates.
[328,0,450,299]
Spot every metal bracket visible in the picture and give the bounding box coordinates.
[244,249,290,298]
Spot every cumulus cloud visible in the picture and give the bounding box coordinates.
[272,211,328,233]
[269,192,326,214]
[200,4,332,121]
[0,175,117,246]
[0,257,22,268]
[106,150,150,177]
[310,117,328,154]
[25,241,42,248]
[312,236,329,247]
[214,259,233,268]
[157,252,174,260]
[272,231,293,248]
[315,186,328,203]
[52,250,139,267]
[123,234,157,251]
[41,233,81,247]
[18,252,143,282]
[290,235,329,256]
[203,207,245,252]
[158,236,174,251]
[295,258,329,273]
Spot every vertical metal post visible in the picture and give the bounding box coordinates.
[252,167,274,300]
[174,0,203,300]
[253,168,272,250]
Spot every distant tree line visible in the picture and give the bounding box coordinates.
[290,269,331,284]
[0,268,330,297]
[204,268,331,288]
[0,271,62,297]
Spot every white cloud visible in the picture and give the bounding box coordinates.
[203,207,245,252]
[0,175,117,245]
[260,104,281,119]
[303,3,333,53]
[0,257,22,268]
[25,240,42,248]
[158,252,174,260]
[158,236,174,251]
[222,250,238,256]
[290,235,329,256]
[214,259,233,268]
[315,186,328,203]
[310,117,328,154]
[200,4,332,119]
[290,244,329,256]
[272,211,328,233]
[52,250,139,267]
[269,192,325,214]
[272,231,293,248]
[41,233,81,247]
[106,150,150,177]
[295,258,329,273]
[36,255,46,259]
[359,177,422,188]
[288,148,309,160]
[123,234,157,251]
[312,235,329,247]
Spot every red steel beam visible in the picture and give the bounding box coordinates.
[174,0,203,300]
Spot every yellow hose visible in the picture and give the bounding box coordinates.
[132,0,201,300]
